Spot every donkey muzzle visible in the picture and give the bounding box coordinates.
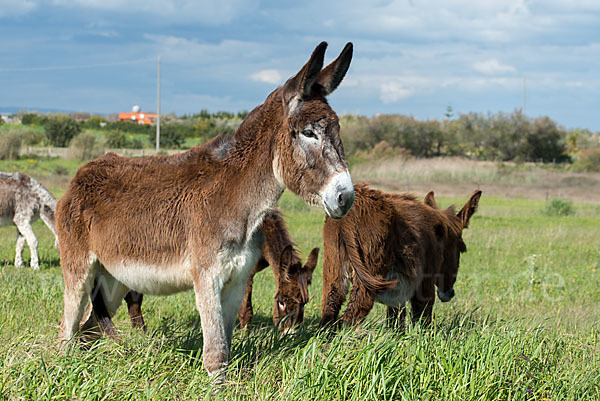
[320,170,354,219]
[437,288,455,302]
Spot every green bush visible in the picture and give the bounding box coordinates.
[82,116,107,129]
[21,113,48,126]
[0,129,22,160]
[149,125,185,149]
[69,132,105,161]
[542,199,575,216]
[45,118,81,147]
[21,129,47,146]
[105,131,129,148]
[101,121,152,134]
[572,148,600,172]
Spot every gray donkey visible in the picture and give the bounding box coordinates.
[0,172,58,269]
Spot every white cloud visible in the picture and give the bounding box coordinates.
[143,35,268,68]
[379,82,412,103]
[0,0,36,17]
[250,69,282,85]
[49,0,258,24]
[473,59,517,75]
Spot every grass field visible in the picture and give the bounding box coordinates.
[1,157,599,400]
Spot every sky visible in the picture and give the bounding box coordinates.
[1,0,599,130]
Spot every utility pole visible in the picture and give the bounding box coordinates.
[156,55,161,152]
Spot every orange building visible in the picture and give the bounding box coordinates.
[118,106,157,125]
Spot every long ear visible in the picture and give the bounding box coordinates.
[304,247,320,276]
[282,42,327,106]
[424,191,438,209]
[457,190,482,228]
[279,244,295,279]
[314,42,353,96]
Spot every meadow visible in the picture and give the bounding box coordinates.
[0,156,599,400]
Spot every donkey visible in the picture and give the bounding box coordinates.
[0,172,58,269]
[56,41,354,381]
[319,183,481,328]
[238,209,319,331]
[96,210,319,335]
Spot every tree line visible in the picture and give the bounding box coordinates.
[2,109,599,170]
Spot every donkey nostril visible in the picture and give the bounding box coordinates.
[337,192,344,207]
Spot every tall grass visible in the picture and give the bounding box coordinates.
[0,163,599,399]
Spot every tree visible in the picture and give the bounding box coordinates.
[69,132,105,161]
[45,118,81,147]
[149,124,185,149]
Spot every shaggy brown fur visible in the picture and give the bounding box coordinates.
[102,210,319,333]
[320,183,481,328]
[56,41,354,381]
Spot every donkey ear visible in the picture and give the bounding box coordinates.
[457,190,482,228]
[279,244,295,278]
[314,42,353,96]
[304,247,320,275]
[282,42,327,107]
[424,191,439,209]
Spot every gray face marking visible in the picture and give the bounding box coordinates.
[297,122,324,167]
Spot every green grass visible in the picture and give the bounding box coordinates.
[1,165,600,399]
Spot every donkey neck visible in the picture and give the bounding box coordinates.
[212,96,286,244]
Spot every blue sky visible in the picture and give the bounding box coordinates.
[1,0,599,130]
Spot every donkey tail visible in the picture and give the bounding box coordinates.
[344,236,397,295]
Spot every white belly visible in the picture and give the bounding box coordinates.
[375,274,416,307]
[106,259,195,296]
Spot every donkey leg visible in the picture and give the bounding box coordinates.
[59,256,96,346]
[14,229,25,268]
[124,290,146,331]
[319,251,350,328]
[194,276,229,382]
[410,279,436,326]
[89,267,129,339]
[89,278,119,341]
[340,283,375,326]
[222,276,250,347]
[237,268,256,330]
[14,218,38,270]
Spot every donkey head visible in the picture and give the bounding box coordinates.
[426,190,482,302]
[273,42,355,219]
[273,245,319,332]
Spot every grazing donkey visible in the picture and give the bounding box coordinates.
[101,210,319,334]
[239,209,319,331]
[319,184,481,328]
[56,41,355,381]
[0,172,58,269]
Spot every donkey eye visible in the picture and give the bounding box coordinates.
[277,300,285,310]
[301,129,318,139]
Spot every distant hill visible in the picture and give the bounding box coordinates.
[0,106,80,115]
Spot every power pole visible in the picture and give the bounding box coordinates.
[156,55,161,152]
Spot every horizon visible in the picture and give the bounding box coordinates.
[1,1,599,131]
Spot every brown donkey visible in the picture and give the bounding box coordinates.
[56,41,354,381]
[319,184,481,328]
[104,210,319,334]
[238,209,319,331]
